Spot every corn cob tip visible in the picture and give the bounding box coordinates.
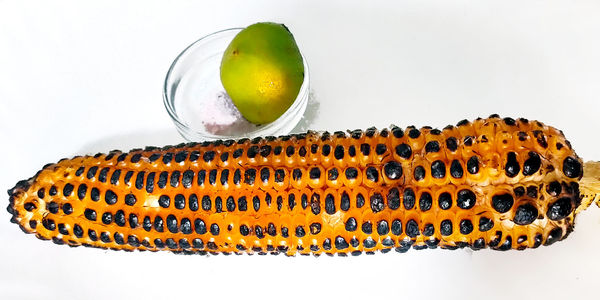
[7,179,31,196]
[6,177,35,225]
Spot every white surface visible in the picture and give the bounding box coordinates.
[1,1,600,299]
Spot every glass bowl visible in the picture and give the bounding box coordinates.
[163,28,310,141]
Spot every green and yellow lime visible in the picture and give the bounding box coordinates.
[220,22,304,124]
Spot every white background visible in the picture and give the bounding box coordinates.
[1,1,600,299]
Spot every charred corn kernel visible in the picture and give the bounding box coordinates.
[7,115,598,255]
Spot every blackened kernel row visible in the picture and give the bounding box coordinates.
[61,223,212,250]
[43,218,564,253]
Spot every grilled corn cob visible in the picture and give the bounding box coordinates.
[7,115,599,255]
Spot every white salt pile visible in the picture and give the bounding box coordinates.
[199,91,260,136]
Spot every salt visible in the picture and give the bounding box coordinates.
[199,91,260,136]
